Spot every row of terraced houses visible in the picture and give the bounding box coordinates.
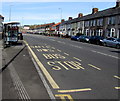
[31,1,120,38]
[0,15,4,33]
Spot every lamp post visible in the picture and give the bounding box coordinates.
[58,8,62,38]
[9,5,13,21]
[58,8,62,21]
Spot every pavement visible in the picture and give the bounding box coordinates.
[1,40,51,100]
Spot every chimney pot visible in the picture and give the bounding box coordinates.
[116,0,120,7]
[92,8,99,14]
[78,13,83,18]
[68,17,72,20]
[61,19,65,22]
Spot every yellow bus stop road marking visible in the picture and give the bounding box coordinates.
[88,64,101,71]
[55,94,74,101]
[64,53,69,56]
[115,87,120,90]
[114,75,120,80]
[24,40,60,89]
[73,57,82,61]
[58,88,92,93]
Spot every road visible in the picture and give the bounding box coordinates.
[23,34,119,100]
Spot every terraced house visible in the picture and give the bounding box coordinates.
[83,1,120,38]
[59,0,120,38]
[0,15,4,32]
[59,14,84,37]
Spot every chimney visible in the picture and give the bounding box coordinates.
[116,0,120,7]
[68,17,72,20]
[61,19,65,22]
[78,13,83,18]
[92,8,98,14]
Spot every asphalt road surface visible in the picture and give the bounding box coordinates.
[24,34,120,100]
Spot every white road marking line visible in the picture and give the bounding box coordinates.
[70,45,82,49]
[114,75,120,80]
[115,87,120,90]
[30,56,56,100]
[91,50,119,59]
[57,41,65,44]
[88,64,101,71]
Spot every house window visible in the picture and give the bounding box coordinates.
[108,16,115,25]
[85,21,89,27]
[93,20,96,26]
[97,18,103,26]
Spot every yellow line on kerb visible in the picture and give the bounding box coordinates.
[115,87,120,90]
[58,88,92,93]
[88,64,101,71]
[24,40,59,89]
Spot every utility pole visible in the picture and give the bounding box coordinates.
[9,5,13,21]
[58,8,62,20]
[58,8,62,38]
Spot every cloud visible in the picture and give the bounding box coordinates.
[2,0,116,2]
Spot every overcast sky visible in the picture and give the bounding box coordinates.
[1,1,116,25]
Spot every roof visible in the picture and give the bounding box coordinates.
[3,21,20,25]
[0,15,4,19]
[80,6,120,21]
[52,22,61,27]
[36,22,55,29]
[60,6,120,25]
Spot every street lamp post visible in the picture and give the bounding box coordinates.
[9,5,13,21]
[58,8,62,38]
[59,8,62,20]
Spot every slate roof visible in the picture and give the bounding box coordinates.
[60,6,120,25]
[81,6,120,21]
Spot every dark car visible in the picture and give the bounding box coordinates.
[71,35,81,41]
[89,36,104,45]
[78,35,90,42]
[103,38,120,49]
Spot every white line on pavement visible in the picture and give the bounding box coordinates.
[29,52,56,101]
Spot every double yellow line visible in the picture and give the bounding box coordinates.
[24,40,60,89]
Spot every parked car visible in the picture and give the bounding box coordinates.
[89,36,104,45]
[103,38,120,49]
[78,35,90,42]
[71,35,81,41]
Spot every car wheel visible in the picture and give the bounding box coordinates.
[116,44,120,49]
[103,43,107,46]
[96,41,99,45]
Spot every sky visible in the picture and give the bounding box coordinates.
[1,1,116,25]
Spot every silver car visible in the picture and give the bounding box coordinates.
[103,38,120,49]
